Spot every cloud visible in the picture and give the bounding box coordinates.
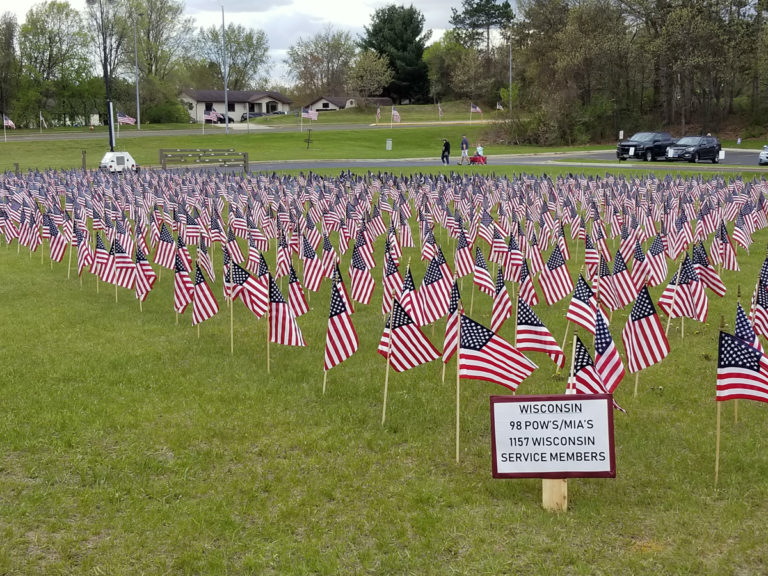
[186,0,292,15]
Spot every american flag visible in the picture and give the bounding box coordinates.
[176,235,192,273]
[198,239,215,282]
[269,275,306,347]
[443,279,461,364]
[538,245,573,305]
[192,264,219,325]
[473,246,496,296]
[400,266,424,326]
[92,233,111,282]
[204,109,222,122]
[515,297,565,369]
[75,224,93,277]
[594,311,625,393]
[324,283,359,371]
[321,234,339,279]
[117,111,136,125]
[47,218,67,263]
[611,249,637,309]
[717,331,768,403]
[226,227,244,264]
[584,234,599,280]
[459,313,537,392]
[391,106,401,123]
[692,241,726,297]
[438,102,443,119]
[154,223,176,270]
[518,259,538,306]
[630,239,649,288]
[382,251,403,315]
[470,103,482,114]
[594,255,620,311]
[288,263,309,317]
[491,266,513,333]
[134,245,156,302]
[713,220,739,271]
[571,336,606,395]
[376,106,381,122]
[646,233,669,286]
[173,253,194,314]
[751,281,768,337]
[3,114,15,129]
[503,235,523,282]
[735,302,763,352]
[301,108,318,121]
[454,228,474,278]
[301,235,324,292]
[622,285,670,373]
[230,262,268,318]
[657,253,708,323]
[566,274,606,335]
[349,245,375,305]
[110,238,136,289]
[418,254,451,325]
[385,298,439,372]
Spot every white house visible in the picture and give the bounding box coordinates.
[306,95,392,112]
[180,89,293,122]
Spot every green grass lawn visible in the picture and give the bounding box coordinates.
[1,176,768,573]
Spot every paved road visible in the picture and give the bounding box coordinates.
[245,148,768,174]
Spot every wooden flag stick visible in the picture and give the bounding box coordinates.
[230,292,234,355]
[382,333,393,426]
[715,402,722,486]
[115,282,118,303]
[139,298,143,312]
[322,370,327,395]
[442,360,446,383]
[267,305,271,374]
[456,311,462,464]
[557,321,570,376]
[197,323,200,339]
[67,242,73,279]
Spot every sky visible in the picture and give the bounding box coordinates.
[6,0,453,84]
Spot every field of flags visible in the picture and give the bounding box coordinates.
[3,167,768,447]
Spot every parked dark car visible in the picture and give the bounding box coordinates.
[665,135,721,163]
[616,131,676,161]
[240,112,265,121]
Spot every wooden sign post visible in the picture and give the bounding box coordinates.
[490,394,616,512]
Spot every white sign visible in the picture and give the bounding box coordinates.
[628,147,635,157]
[490,394,615,479]
[719,150,725,160]
[619,130,624,140]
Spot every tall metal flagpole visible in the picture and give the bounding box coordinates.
[134,12,143,130]
[222,5,229,135]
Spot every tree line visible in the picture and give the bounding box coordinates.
[0,0,767,144]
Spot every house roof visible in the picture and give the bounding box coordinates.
[307,95,393,108]
[182,89,292,105]
[309,96,349,108]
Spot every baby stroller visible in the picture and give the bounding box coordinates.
[469,155,487,165]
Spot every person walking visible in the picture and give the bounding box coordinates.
[441,138,451,165]
[458,134,469,165]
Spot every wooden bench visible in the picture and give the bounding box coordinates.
[159,148,249,172]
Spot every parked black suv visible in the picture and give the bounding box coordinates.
[617,132,675,161]
[665,135,721,163]
[241,112,265,121]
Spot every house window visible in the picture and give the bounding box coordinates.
[204,103,213,111]
[322,102,330,109]
[228,102,235,112]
